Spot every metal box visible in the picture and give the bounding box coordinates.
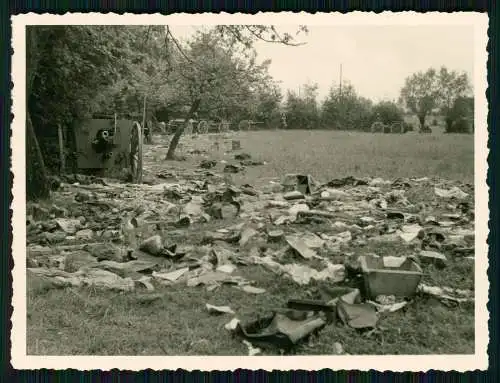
[359,254,423,299]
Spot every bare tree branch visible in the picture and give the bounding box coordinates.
[243,25,306,46]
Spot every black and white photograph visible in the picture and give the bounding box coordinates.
[11,12,488,371]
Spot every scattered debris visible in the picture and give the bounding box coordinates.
[153,267,189,283]
[359,254,423,299]
[239,285,266,294]
[206,304,235,315]
[242,340,262,356]
[367,299,408,313]
[282,174,316,194]
[419,250,447,269]
[75,229,94,240]
[135,292,162,304]
[84,243,126,262]
[418,284,474,304]
[398,224,423,242]
[281,262,346,285]
[26,137,475,355]
[236,309,327,351]
[225,318,240,331]
[285,235,317,259]
[224,164,244,174]
[235,153,252,161]
[337,300,378,329]
[200,159,217,169]
[239,227,258,247]
[139,235,163,256]
[283,191,305,201]
[434,186,469,199]
[268,230,285,242]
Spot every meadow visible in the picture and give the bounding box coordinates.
[206,129,474,185]
[27,129,475,356]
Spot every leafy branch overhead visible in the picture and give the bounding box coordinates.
[161,25,307,159]
[26,24,304,162]
[26,24,473,183]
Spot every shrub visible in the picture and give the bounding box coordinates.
[371,101,405,126]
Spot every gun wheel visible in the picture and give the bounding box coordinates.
[219,121,230,133]
[198,120,209,134]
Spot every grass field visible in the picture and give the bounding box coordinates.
[183,130,474,185]
[27,129,475,356]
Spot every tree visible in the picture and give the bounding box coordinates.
[26,26,50,200]
[25,24,308,196]
[284,83,320,130]
[446,96,474,133]
[321,82,373,131]
[164,26,307,159]
[28,26,147,169]
[436,67,471,131]
[254,84,283,128]
[163,29,278,159]
[399,68,440,131]
[26,25,156,199]
[371,101,405,126]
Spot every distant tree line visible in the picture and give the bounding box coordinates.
[26,25,307,199]
[26,23,473,201]
[282,67,473,134]
[282,81,409,132]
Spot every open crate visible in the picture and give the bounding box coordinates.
[359,254,423,299]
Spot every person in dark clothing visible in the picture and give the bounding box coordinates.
[143,119,152,144]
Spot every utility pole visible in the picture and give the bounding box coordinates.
[339,63,343,98]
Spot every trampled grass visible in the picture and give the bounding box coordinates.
[27,129,475,356]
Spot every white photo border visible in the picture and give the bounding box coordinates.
[10,11,490,371]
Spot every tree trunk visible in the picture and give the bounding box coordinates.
[418,114,426,131]
[165,98,201,160]
[26,112,50,200]
[444,117,453,133]
[26,26,50,200]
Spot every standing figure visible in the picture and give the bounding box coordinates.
[281,112,287,129]
[158,121,166,134]
[144,119,152,144]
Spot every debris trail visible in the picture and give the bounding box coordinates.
[27,133,475,353]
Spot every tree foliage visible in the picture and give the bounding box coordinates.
[400,66,472,132]
[446,96,474,133]
[436,67,472,131]
[284,83,320,130]
[26,24,474,201]
[399,68,440,131]
[26,24,305,182]
[371,101,405,126]
[28,25,149,171]
[254,84,283,127]
[26,26,50,200]
[321,82,373,131]
[163,28,286,158]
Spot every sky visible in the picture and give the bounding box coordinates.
[169,25,474,103]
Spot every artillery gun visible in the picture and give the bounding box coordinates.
[166,118,230,135]
[237,120,265,131]
[73,113,144,183]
